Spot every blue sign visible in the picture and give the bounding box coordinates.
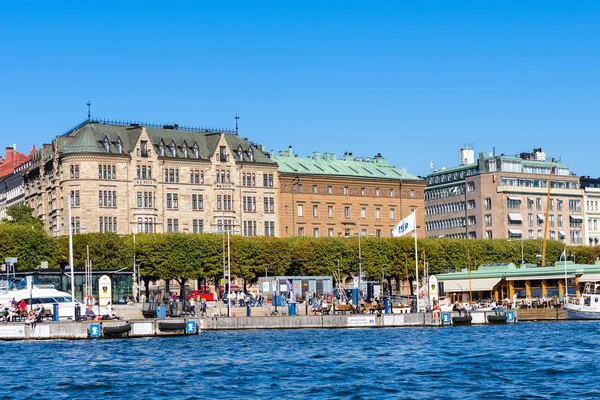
[186,321,197,334]
[442,313,451,324]
[89,324,101,338]
[506,311,515,323]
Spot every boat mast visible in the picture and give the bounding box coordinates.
[541,163,554,266]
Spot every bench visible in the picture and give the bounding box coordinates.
[334,304,355,314]
[316,305,332,315]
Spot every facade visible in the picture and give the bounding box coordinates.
[23,120,279,237]
[434,260,600,303]
[271,147,426,238]
[580,176,600,246]
[425,146,583,243]
[0,163,28,221]
[0,145,33,179]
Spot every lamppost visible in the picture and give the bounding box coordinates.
[68,193,75,320]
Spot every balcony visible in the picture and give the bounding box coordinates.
[496,185,583,196]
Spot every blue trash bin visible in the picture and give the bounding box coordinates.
[288,302,297,316]
[246,303,251,317]
[157,306,166,318]
[52,303,59,321]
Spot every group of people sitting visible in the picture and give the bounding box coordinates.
[452,301,470,317]
[0,298,33,322]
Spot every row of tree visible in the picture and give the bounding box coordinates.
[3,205,600,294]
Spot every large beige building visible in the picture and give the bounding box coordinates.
[24,120,279,237]
[425,146,583,243]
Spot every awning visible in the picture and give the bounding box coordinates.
[506,274,571,281]
[580,273,600,282]
[537,214,545,220]
[508,229,522,235]
[508,196,522,201]
[559,230,566,236]
[508,213,523,221]
[570,215,583,221]
[441,277,502,293]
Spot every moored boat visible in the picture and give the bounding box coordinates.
[564,281,600,319]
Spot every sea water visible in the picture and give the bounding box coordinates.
[4,321,600,399]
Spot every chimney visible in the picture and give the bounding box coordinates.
[5,146,14,163]
[312,151,320,161]
[288,146,293,157]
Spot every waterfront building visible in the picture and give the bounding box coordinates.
[270,147,426,238]
[433,260,600,303]
[580,176,600,246]
[425,146,583,242]
[23,119,279,237]
[0,146,34,221]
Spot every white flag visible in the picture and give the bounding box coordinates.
[560,249,566,261]
[392,212,416,237]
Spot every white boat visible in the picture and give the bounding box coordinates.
[564,282,600,319]
[0,284,86,320]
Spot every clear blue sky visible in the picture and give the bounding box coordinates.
[1,1,599,177]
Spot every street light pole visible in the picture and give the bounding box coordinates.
[68,193,75,320]
[227,228,231,317]
[358,221,362,291]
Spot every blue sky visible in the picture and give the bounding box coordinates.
[1,1,599,177]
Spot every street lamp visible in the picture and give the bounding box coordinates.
[68,193,75,320]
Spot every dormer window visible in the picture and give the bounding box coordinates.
[193,143,199,158]
[158,141,165,157]
[247,147,253,161]
[115,137,123,154]
[237,146,243,160]
[103,135,110,152]
[182,141,188,158]
[170,140,176,157]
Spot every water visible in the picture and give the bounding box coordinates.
[4,321,600,399]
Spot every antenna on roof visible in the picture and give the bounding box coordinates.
[86,100,91,121]
[235,114,239,135]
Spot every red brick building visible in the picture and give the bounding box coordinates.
[0,145,34,179]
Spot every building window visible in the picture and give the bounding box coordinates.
[361,207,366,219]
[98,190,117,208]
[468,216,476,226]
[298,227,304,236]
[485,214,492,227]
[569,200,581,212]
[507,198,520,209]
[297,204,303,217]
[313,205,318,218]
[528,213,534,227]
[484,198,491,210]
[103,136,109,152]
[115,137,122,153]
[313,228,319,238]
[390,189,395,197]
[344,207,350,219]
[557,199,563,211]
[192,194,204,210]
[192,219,204,233]
[375,208,381,220]
[70,191,80,207]
[486,230,492,239]
[468,200,476,210]
[390,208,395,220]
[70,165,80,179]
[328,206,333,218]
[344,187,349,195]
[467,182,475,192]
[297,184,303,193]
[375,188,380,196]
[328,186,332,194]
[313,185,318,194]
[328,228,334,237]
[361,188,365,196]
[410,190,415,198]
[71,217,81,234]
[536,198,542,211]
[376,229,381,238]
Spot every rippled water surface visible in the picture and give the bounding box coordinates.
[4,321,600,399]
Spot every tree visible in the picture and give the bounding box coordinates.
[2,204,43,229]
[0,224,59,269]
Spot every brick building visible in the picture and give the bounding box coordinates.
[271,147,426,238]
[425,146,583,243]
[23,120,279,237]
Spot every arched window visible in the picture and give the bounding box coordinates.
[103,135,110,152]
[158,141,165,156]
[115,137,123,154]
[182,141,188,158]
[237,146,243,160]
[193,143,199,158]
[247,147,253,161]
[170,140,176,156]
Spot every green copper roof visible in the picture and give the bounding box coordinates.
[438,261,600,281]
[58,122,275,164]
[272,153,421,180]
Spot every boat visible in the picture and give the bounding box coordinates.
[487,314,508,324]
[452,315,472,325]
[564,281,600,319]
[0,284,86,320]
[102,323,132,335]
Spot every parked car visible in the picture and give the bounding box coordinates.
[188,290,215,302]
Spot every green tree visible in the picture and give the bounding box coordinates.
[2,204,43,229]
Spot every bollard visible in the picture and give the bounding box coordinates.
[52,303,59,321]
[246,303,251,317]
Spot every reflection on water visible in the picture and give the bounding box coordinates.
[3,321,600,399]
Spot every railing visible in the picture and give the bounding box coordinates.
[62,118,235,136]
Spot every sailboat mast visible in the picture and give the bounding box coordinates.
[541,163,554,266]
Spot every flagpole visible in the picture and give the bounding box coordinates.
[414,212,419,313]
[563,246,568,301]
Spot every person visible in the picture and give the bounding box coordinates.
[11,298,18,308]
[189,296,196,316]
[200,298,207,316]
[312,300,319,315]
[85,307,96,320]
[432,301,441,323]
[106,301,113,318]
[126,296,133,306]
[18,299,27,312]
[512,293,518,309]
